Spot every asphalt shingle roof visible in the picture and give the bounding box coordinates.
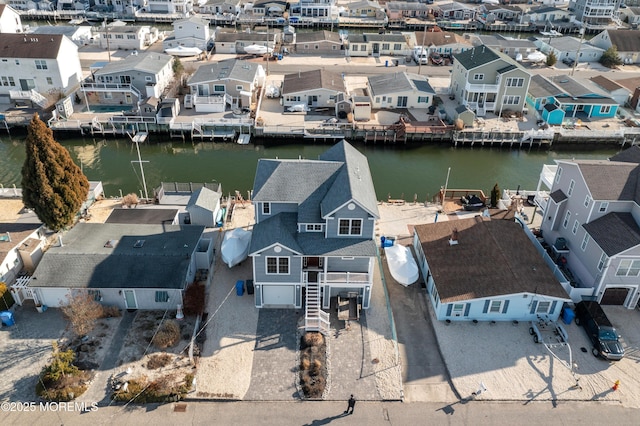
[414,217,569,303]
[31,223,204,290]
[454,45,500,70]
[368,72,435,97]
[187,187,220,212]
[0,33,66,59]
[603,29,640,53]
[282,69,345,95]
[609,146,640,164]
[94,52,172,76]
[188,58,259,85]
[294,30,342,44]
[583,212,640,256]
[571,160,640,202]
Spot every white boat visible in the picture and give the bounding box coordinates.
[527,51,547,63]
[237,134,250,145]
[165,46,203,57]
[221,227,252,268]
[244,44,272,55]
[384,244,419,286]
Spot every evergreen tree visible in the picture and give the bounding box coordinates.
[546,51,557,67]
[21,113,89,231]
[490,183,501,208]
[600,46,623,69]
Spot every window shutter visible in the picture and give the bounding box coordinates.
[502,300,510,314]
[446,304,452,316]
[530,301,538,314]
[550,301,557,314]
[483,300,490,314]
[464,303,471,317]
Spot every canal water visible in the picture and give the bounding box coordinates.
[0,136,618,202]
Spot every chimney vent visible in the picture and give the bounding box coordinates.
[449,228,459,246]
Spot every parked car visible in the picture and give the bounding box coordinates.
[287,104,309,112]
[562,57,575,67]
[574,301,625,361]
[430,52,444,66]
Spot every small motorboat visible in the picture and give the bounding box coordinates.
[244,44,272,55]
[221,227,252,268]
[384,244,419,287]
[527,51,547,63]
[165,46,203,57]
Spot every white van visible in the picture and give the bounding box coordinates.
[413,46,429,65]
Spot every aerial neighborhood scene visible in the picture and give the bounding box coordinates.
[3,0,640,423]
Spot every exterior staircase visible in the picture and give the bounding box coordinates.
[304,280,330,335]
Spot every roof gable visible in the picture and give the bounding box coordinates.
[572,160,640,202]
[583,212,640,256]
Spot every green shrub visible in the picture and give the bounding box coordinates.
[113,373,193,404]
[36,342,90,401]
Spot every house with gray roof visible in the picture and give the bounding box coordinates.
[187,59,265,112]
[86,52,174,106]
[413,216,570,322]
[449,45,531,117]
[213,29,279,54]
[367,71,435,109]
[282,69,345,111]
[163,15,212,51]
[537,149,640,308]
[526,74,618,125]
[22,223,213,310]
[471,34,537,60]
[533,35,604,64]
[292,30,344,55]
[97,22,160,51]
[29,25,93,46]
[590,29,640,64]
[249,140,379,333]
[346,32,412,57]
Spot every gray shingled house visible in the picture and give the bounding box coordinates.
[23,223,212,310]
[282,69,345,110]
[249,140,379,333]
[537,148,640,308]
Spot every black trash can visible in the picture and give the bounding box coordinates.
[246,279,254,295]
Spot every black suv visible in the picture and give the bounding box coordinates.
[574,301,624,361]
[562,57,575,67]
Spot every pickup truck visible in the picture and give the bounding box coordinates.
[574,301,625,361]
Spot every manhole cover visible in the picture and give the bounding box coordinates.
[174,403,187,412]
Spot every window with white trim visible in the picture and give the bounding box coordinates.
[562,211,571,228]
[266,256,289,274]
[597,252,607,271]
[536,301,551,314]
[568,179,575,196]
[555,167,562,183]
[338,219,362,236]
[35,60,47,70]
[305,224,323,232]
[506,77,524,87]
[473,73,484,81]
[581,233,589,251]
[489,300,503,313]
[572,220,579,234]
[88,289,102,302]
[503,95,521,105]
[600,105,612,114]
[452,303,465,317]
[262,202,270,215]
[615,259,640,277]
[584,194,591,208]
[236,85,243,91]
[418,96,429,103]
[155,291,169,303]
[598,202,608,213]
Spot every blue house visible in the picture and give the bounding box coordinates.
[249,140,380,333]
[527,74,618,125]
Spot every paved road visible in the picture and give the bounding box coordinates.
[1,400,636,425]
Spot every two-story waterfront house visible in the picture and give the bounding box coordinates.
[367,72,435,109]
[0,33,82,107]
[98,22,160,51]
[536,147,640,308]
[85,52,174,106]
[590,29,640,64]
[163,16,211,51]
[249,140,379,333]
[146,0,193,14]
[449,45,531,117]
[0,5,22,33]
[569,0,623,29]
[187,58,264,112]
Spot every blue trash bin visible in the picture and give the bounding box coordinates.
[0,311,15,326]
[236,280,245,296]
[385,60,389,67]
[562,307,575,325]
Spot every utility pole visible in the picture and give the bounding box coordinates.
[104,19,112,62]
[129,132,149,201]
[570,21,585,76]
[418,23,427,75]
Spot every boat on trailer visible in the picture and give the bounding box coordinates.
[165,46,203,57]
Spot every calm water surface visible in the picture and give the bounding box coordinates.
[0,136,619,201]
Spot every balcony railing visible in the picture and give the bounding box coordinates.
[321,272,370,284]
[465,82,499,93]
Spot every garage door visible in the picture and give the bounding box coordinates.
[263,285,295,307]
[601,288,630,305]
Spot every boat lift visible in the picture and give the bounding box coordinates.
[529,315,579,387]
[127,131,149,201]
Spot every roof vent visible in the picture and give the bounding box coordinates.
[133,239,145,248]
[104,239,117,248]
[449,228,459,246]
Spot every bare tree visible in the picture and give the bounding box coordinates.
[61,292,103,337]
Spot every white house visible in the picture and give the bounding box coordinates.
[282,69,345,109]
[367,72,435,109]
[413,216,570,322]
[29,25,93,46]
[146,0,193,14]
[17,223,212,311]
[0,222,45,286]
[0,4,22,33]
[98,22,160,51]
[0,33,83,106]
[163,15,211,51]
[590,29,640,64]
